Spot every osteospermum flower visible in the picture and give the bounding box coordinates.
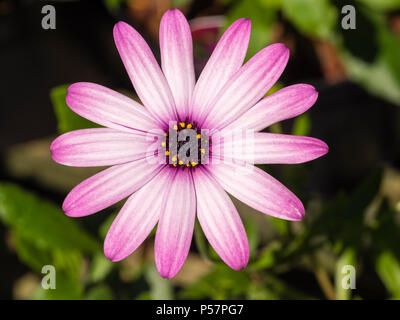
[50,9,328,278]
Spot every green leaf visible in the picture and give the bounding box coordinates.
[51,85,98,133]
[339,9,400,105]
[258,0,283,9]
[335,247,357,300]
[179,264,251,299]
[282,0,338,39]
[33,271,83,300]
[99,212,117,239]
[194,220,213,262]
[251,241,282,270]
[244,217,260,257]
[0,182,99,253]
[375,251,400,299]
[306,168,383,249]
[370,199,400,258]
[292,113,311,136]
[52,249,83,281]
[85,284,114,300]
[369,199,400,298]
[145,265,173,300]
[13,232,53,272]
[357,0,400,11]
[225,0,278,60]
[88,253,114,283]
[267,216,289,236]
[171,0,192,7]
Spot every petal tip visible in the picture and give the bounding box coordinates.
[292,202,305,221]
[232,18,251,35]
[273,43,290,59]
[63,208,75,218]
[113,21,132,41]
[240,17,251,26]
[49,138,57,154]
[156,264,179,279]
[104,240,126,262]
[67,82,82,93]
[104,233,139,263]
[114,20,127,30]
[159,270,176,279]
[229,256,249,271]
[104,250,120,263]
[319,141,329,156]
[62,199,80,218]
[312,139,329,159]
[234,17,251,28]
[166,8,184,16]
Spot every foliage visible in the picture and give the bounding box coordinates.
[51,85,98,134]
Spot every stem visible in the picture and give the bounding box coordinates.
[314,265,336,300]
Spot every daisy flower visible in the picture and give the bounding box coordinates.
[50,9,328,278]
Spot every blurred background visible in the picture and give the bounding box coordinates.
[1,0,400,300]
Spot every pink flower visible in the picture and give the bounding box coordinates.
[50,9,328,278]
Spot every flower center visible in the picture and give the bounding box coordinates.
[162,121,209,168]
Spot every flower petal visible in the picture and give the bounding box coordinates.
[51,128,155,167]
[193,167,249,270]
[225,84,318,131]
[202,44,290,131]
[207,163,305,221]
[113,21,177,127]
[212,132,328,164]
[104,167,175,262]
[63,159,164,217]
[66,82,159,134]
[160,9,195,120]
[190,18,251,124]
[155,169,196,278]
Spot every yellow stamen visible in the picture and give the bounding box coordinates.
[164,132,168,137]
[173,124,178,130]
[161,141,166,147]
[172,155,177,162]
[165,150,170,156]
[187,123,192,129]
[179,122,185,128]
[178,160,183,165]
[173,163,177,167]
[200,148,205,154]
[197,134,201,139]
[186,163,190,167]
[191,162,197,166]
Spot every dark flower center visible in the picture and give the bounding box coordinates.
[162,121,209,168]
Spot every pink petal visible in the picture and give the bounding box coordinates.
[190,18,251,125]
[104,167,175,262]
[50,128,154,167]
[160,9,195,120]
[202,44,290,131]
[63,159,164,217]
[212,132,328,164]
[113,21,177,127]
[226,84,318,131]
[155,169,196,278]
[66,82,159,134]
[207,163,305,221]
[193,167,249,270]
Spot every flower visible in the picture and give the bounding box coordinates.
[50,9,328,278]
